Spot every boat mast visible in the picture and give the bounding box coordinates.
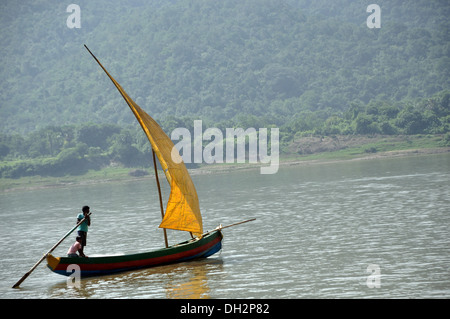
[152,149,169,248]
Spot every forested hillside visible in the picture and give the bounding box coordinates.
[0,0,449,178]
[1,0,449,133]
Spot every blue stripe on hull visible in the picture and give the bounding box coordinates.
[179,240,222,262]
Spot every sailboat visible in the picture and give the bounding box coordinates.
[46,46,252,278]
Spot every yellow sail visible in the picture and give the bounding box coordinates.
[85,46,203,235]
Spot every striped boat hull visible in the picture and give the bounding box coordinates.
[47,230,222,277]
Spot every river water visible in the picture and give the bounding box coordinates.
[1,153,449,299]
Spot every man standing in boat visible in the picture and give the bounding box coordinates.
[77,206,91,257]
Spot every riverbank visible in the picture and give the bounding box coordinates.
[1,134,449,192]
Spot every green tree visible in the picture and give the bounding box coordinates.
[0,143,10,159]
[395,106,427,134]
[77,124,121,150]
[354,114,380,135]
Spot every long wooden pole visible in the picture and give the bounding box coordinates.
[216,218,256,231]
[202,218,256,237]
[12,213,92,288]
[152,150,168,248]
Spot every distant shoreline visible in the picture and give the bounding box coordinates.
[193,146,450,174]
[1,145,448,193]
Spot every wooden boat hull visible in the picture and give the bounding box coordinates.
[47,230,222,277]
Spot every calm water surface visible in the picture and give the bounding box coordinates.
[1,153,449,298]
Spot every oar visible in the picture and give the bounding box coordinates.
[12,212,92,288]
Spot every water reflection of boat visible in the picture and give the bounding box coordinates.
[165,258,224,299]
[49,258,224,299]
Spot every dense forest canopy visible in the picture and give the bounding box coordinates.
[1,0,449,134]
[0,0,449,178]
